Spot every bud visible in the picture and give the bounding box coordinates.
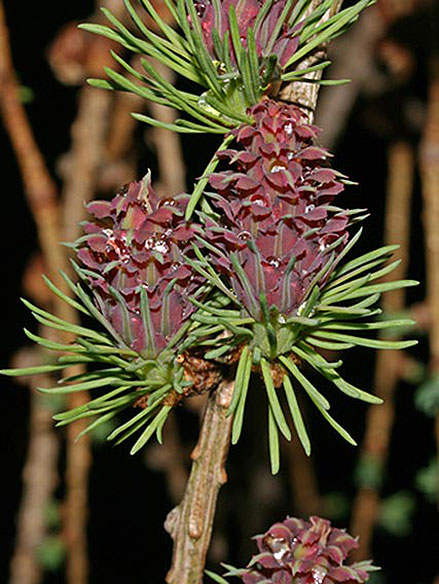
[234,516,378,584]
[77,174,205,356]
[206,100,349,321]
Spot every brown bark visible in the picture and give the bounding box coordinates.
[165,380,234,584]
[350,141,414,559]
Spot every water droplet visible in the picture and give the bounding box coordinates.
[250,195,268,207]
[118,183,129,195]
[268,257,280,268]
[153,240,169,254]
[311,567,327,584]
[305,204,315,213]
[273,547,288,561]
[287,152,294,160]
[238,230,251,241]
[319,241,326,252]
[144,237,154,250]
[158,197,177,207]
[284,122,293,135]
[270,164,286,173]
[265,535,290,563]
[278,314,286,324]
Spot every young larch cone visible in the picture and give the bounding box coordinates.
[193,0,301,69]
[235,516,378,584]
[77,174,205,356]
[205,100,350,321]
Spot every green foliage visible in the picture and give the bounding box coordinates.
[37,536,65,572]
[1,270,192,453]
[190,234,418,472]
[1,0,418,476]
[378,491,415,537]
[43,499,62,531]
[80,0,372,134]
[19,85,35,104]
[416,459,439,505]
[1,236,417,471]
[205,570,230,584]
[414,374,439,417]
[322,491,350,521]
[354,455,385,490]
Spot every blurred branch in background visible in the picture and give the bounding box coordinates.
[2,1,122,582]
[0,3,70,582]
[315,6,385,149]
[350,140,414,559]
[48,4,118,579]
[419,61,439,520]
[315,0,426,149]
[420,64,439,375]
[99,90,143,189]
[283,425,322,516]
[8,347,60,584]
[146,59,186,196]
[0,1,63,289]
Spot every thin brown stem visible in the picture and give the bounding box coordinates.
[350,141,415,559]
[165,380,234,584]
[165,2,341,579]
[0,1,63,292]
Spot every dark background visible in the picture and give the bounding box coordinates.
[1,1,437,583]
